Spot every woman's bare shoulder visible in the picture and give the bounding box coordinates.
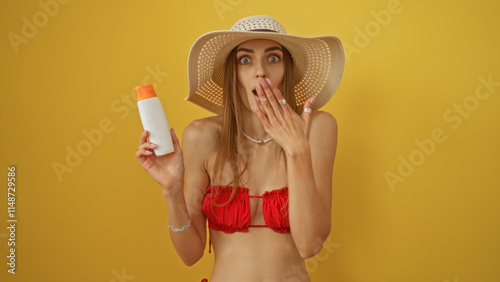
[310,110,337,130]
[309,110,338,142]
[182,115,222,146]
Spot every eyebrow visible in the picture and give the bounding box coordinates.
[236,46,283,53]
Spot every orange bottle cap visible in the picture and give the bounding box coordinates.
[135,84,157,101]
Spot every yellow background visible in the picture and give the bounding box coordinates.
[1,0,499,281]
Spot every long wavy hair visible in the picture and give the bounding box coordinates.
[211,43,297,206]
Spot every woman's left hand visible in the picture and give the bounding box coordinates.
[253,77,316,155]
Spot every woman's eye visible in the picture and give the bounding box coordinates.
[268,55,280,63]
[239,57,251,64]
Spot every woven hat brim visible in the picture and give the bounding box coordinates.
[186,30,344,115]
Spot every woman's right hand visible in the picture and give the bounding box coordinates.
[135,129,185,191]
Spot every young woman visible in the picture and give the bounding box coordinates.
[135,15,344,282]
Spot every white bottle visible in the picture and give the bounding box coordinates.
[135,84,174,156]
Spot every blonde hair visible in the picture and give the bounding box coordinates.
[211,44,297,205]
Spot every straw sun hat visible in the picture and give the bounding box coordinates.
[186,15,345,114]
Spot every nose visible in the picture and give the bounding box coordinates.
[255,60,266,78]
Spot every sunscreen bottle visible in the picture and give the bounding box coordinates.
[135,84,174,156]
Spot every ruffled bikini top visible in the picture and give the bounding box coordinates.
[202,186,291,234]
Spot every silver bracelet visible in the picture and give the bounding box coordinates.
[167,216,192,232]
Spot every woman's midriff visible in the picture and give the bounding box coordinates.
[208,229,311,282]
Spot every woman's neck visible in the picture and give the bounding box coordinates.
[240,108,270,140]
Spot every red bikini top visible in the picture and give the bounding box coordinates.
[202,186,291,234]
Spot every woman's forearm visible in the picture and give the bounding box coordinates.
[286,144,330,259]
[163,184,205,266]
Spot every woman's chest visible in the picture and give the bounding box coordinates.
[207,145,288,192]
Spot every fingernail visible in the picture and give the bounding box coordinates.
[151,143,158,148]
[257,84,262,91]
[253,100,258,108]
[265,78,271,85]
[311,96,317,104]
